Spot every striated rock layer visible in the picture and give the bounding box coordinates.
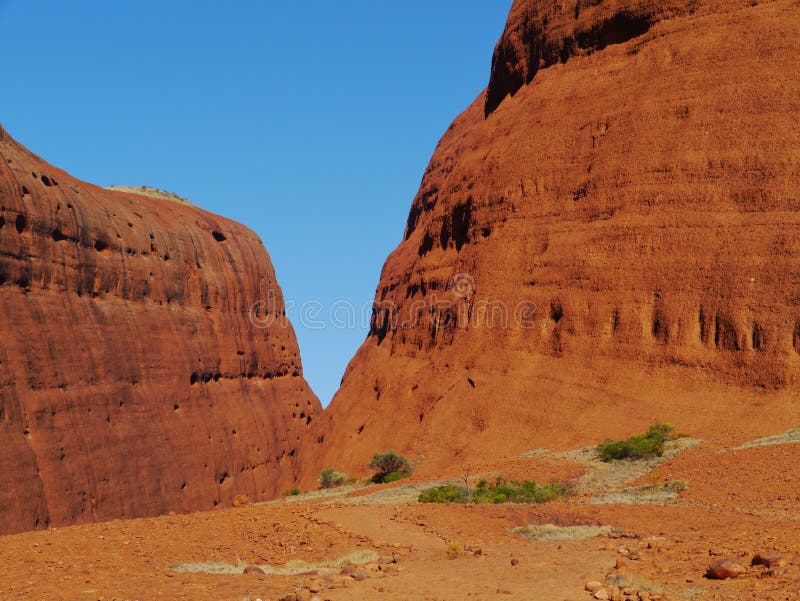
[0,125,320,534]
[305,0,800,481]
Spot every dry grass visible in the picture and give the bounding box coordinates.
[735,428,800,450]
[511,524,615,541]
[587,480,688,505]
[107,185,194,206]
[170,549,379,576]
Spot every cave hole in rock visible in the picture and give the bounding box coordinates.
[94,239,109,252]
[212,230,227,242]
[715,315,740,351]
[451,199,473,251]
[52,228,69,242]
[418,232,435,256]
[15,213,26,233]
[752,323,766,350]
[550,299,564,323]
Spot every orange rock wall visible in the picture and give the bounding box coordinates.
[0,126,320,534]
[306,0,800,481]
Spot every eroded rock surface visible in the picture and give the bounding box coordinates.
[305,0,800,480]
[0,125,320,534]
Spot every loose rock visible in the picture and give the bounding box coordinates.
[706,558,746,580]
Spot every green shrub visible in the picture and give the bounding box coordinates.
[382,470,407,483]
[419,478,568,505]
[318,467,348,489]
[368,450,412,483]
[419,485,470,504]
[596,423,677,462]
[282,487,300,497]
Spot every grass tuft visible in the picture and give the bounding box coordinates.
[512,524,615,541]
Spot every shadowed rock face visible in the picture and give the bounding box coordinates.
[303,0,800,482]
[0,125,320,534]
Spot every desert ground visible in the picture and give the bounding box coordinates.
[2,428,797,601]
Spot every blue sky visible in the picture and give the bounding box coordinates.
[0,0,512,405]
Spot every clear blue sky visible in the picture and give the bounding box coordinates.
[0,0,512,405]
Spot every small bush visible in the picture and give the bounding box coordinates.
[446,541,463,560]
[318,467,348,489]
[382,470,407,483]
[282,488,300,497]
[369,450,412,483]
[596,423,677,462]
[419,478,568,505]
[419,484,469,504]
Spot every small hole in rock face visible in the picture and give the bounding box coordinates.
[212,230,226,242]
[15,214,27,233]
[41,175,54,187]
[550,299,564,323]
[52,229,68,242]
[94,239,109,252]
[21,186,30,196]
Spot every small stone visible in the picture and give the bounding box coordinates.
[594,589,609,600]
[243,565,265,575]
[751,552,786,568]
[232,494,251,507]
[586,581,604,593]
[758,567,787,579]
[615,558,627,570]
[706,558,746,580]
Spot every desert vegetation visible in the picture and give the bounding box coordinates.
[369,450,412,483]
[318,467,349,489]
[596,423,679,462]
[418,477,568,504]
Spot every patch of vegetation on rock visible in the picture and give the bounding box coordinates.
[318,467,348,489]
[419,477,568,505]
[596,423,679,462]
[369,450,412,484]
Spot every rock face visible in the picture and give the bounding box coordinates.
[305,0,800,479]
[0,125,320,534]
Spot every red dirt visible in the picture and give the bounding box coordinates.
[0,436,797,600]
[0,125,320,535]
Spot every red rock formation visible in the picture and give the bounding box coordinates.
[305,0,800,481]
[0,124,320,534]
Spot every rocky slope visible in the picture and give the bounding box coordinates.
[0,125,320,534]
[305,0,800,480]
